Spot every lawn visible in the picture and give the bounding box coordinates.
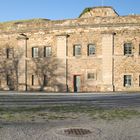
[0,104,140,122]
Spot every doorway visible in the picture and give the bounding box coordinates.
[73,75,81,92]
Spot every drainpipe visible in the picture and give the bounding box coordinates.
[66,34,69,92]
[112,32,116,92]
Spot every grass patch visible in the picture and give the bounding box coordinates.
[0,105,140,121]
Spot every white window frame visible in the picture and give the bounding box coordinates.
[124,75,132,87]
[32,47,38,58]
[44,46,51,57]
[74,45,81,56]
[88,44,96,56]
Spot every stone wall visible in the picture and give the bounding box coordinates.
[0,7,140,92]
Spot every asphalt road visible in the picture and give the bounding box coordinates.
[0,92,140,108]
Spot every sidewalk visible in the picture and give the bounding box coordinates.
[0,90,130,96]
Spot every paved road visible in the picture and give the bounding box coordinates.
[0,92,140,108]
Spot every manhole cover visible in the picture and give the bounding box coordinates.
[64,128,92,136]
[56,128,94,137]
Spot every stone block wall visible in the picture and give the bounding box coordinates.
[0,7,140,92]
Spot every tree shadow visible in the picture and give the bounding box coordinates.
[0,44,23,90]
[29,55,68,92]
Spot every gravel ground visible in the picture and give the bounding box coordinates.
[0,117,140,140]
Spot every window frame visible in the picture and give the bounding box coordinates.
[73,44,82,56]
[7,75,11,86]
[88,44,96,56]
[43,75,47,86]
[124,75,132,87]
[44,46,51,57]
[124,43,132,55]
[31,75,35,86]
[6,48,13,59]
[32,47,39,58]
[87,73,95,80]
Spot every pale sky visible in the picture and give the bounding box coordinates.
[0,0,140,22]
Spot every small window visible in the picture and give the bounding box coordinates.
[139,44,140,55]
[88,44,95,56]
[32,47,38,58]
[32,75,35,86]
[124,43,132,55]
[44,46,51,57]
[124,75,131,87]
[139,75,140,86]
[73,45,81,56]
[87,73,95,80]
[6,48,13,58]
[7,75,11,86]
[44,75,47,86]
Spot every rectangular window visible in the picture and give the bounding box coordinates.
[44,75,47,86]
[32,75,34,86]
[124,75,131,87]
[139,44,140,55]
[87,73,95,80]
[124,43,132,55]
[73,45,81,56]
[7,75,11,86]
[6,48,13,58]
[88,44,95,56]
[44,46,51,57]
[32,47,38,58]
[139,75,140,86]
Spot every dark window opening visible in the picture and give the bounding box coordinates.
[124,75,131,87]
[124,43,132,55]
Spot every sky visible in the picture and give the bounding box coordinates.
[0,0,140,22]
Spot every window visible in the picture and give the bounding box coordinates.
[139,75,140,86]
[32,75,35,86]
[88,44,95,56]
[87,73,95,80]
[124,75,131,87]
[124,43,132,55]
[43,75,47,86]
[73,45,81,56]
[44,46,51,57]
[7,75,11,86]
[32,47,38,58]
[139,44,140,55]
[6,48,13,58]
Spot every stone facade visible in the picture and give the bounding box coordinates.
[0,6,140,92]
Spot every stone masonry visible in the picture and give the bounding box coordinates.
[0,6,140,92]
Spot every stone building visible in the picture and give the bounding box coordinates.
[0,6,140,92]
